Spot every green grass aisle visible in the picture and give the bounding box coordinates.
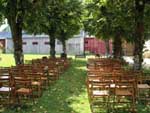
[3,59,91,113]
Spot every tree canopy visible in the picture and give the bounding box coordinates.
[84,0,135,58]
[84,0,150,70]
[0,0,42,65]
[24,0,83,58]
[0,0,150,69]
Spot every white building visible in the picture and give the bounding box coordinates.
[0,24,85,54]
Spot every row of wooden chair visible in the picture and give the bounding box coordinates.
[87,73,136,112]
[0,57,71,106]
[86,58,150,113]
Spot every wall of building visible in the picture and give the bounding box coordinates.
[5,38,13,53]
[22,37,50,54]
[84,37,113,55]
[66,36,84,54]
[5,36,84,55]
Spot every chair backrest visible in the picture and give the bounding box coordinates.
[0,67,10,76]
[90,80,110,99]
[14,77,32,90]
[0,73,12,91]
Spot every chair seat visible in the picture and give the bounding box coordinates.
[0,76,9,79]
[3,73,9,76]
[93,90,109,96]
[89,79,101,82]
[41,77,47,80]
[32,81,41,86]
[16,88,32,94]
[138,84,150,89]
[0,87,12,92]
[110,84,115,88]
[115,89,132,96]
[49,73,55,76]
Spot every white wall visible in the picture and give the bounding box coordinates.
[66,37,84,54]
[5,38,14,53]
[5,36,84,55]
[22,37,50,54]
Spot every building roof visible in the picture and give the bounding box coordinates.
[0,23,49,39]
[0,23,84,39]
[0,32,11,39]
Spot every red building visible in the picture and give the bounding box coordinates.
[84,37,112,55]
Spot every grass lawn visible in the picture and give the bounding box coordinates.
[0,54,150,113]
[0,54,51,67]
[0,54,91,113]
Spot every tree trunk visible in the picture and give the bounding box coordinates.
[62,40,66,54]
[61,39,67,58]
[8,18,24,65]
[49,35,56,58]
[6,0,24,65]
[104,39,110,57]
[12,23,24,65]
[133,0,145,70]
[113,33,122,59]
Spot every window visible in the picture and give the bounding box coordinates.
[44,42,50,45]
[23,42,27,45]
[57,40,62,45]
[32,42,38,45]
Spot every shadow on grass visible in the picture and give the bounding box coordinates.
[2,59,90,113]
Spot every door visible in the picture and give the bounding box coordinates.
[0,39,5,53]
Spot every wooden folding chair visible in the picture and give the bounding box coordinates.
[87,79,111,113]
[24,64,48,90]
[14,76,34,105]
[137,74,150,104]
[22,73,41,98]
[47,66,59,81]
[0,73,13,105]
[114,79,136,113]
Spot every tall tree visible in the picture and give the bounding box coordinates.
[144,2,150,38]
[133,0,147,70]
[0,0,40,65]
[57,0,83,58]
[25,0,64,58]
[25,0,83,58]
[84,0,134,59]
[85,0,150,70]
[0,12,4,25]
[133,0,150,70]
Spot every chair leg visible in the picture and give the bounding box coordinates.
[90,104,94,113]
[17,94,20,105]
[39,86,42,97]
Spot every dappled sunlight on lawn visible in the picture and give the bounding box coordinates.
[1,55,150,113]
[66,60,90,113]
[2,59,90,113]
[0,54,15,66]
[68,91,90,113]
[0,54,49,67]
[75,66,87,71]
